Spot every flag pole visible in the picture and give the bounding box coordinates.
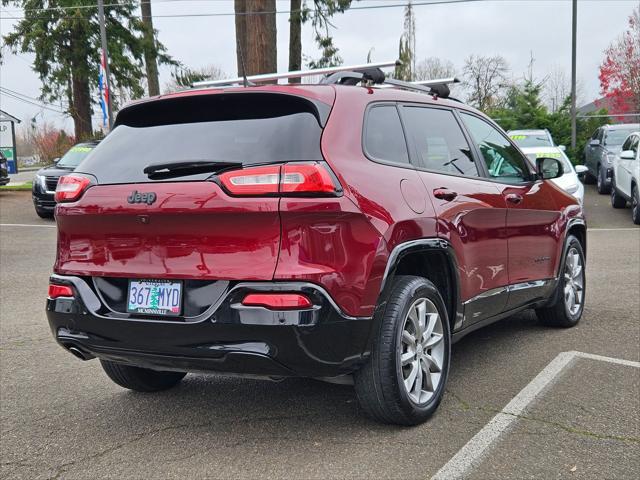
[97,0,113,130]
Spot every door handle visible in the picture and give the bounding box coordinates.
[433,188,458,201]
[505,193,523,205]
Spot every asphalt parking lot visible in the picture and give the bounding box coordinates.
[1,185,638,480]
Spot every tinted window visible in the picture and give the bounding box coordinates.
[402,107,478,176]
[364,105,409,164]
[77,94,325,184]
[460,113,531,183]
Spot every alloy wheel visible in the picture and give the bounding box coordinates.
[399,298,445,405]
[633,188,638,219]
[564,247,584,315]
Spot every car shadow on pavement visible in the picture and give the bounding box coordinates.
[85,311,549,434]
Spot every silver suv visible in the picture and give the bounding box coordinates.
[584,123,640,194]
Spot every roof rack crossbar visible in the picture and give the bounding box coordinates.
[411,77,460,88]
[192,61,400,88]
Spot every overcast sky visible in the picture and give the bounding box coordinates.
[0,0,637,133]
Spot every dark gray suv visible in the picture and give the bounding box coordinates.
[584,123,640,194]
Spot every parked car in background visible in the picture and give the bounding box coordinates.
[609,131,640,224]
[32,142,98,218]
[584,123,640,194]
[0,151,9,186]
[508,129,561,149]
[46,69,586,426]
[522,147,587,204]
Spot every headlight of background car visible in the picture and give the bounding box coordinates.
[36,175,47,191]
[606,152,616,163]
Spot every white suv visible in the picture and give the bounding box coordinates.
[609,131,640,224]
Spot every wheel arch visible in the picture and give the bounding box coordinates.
[567,219,587,258]
[378,239,462,332]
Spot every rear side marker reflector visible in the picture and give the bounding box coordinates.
[218,162,340,196]
[48,284,74,299]
[55,175,92,202]
[242,293,313,310]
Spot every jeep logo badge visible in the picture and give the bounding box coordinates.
[127,190,157,205]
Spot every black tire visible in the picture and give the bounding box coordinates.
[100,360,186,392]
[35,208,53,219]
[610,182,626,208]
[354,276,451,426]
[596,166,610,194]
[632,185,640,225]
[583,170,596,184]
[536,235,586,328]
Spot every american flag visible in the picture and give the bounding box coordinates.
[98,50,109,128]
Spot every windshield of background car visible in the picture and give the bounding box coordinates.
[77,93,326,184]
[57,145,95,168]
[605,128,638,146]
[509,133,553,148]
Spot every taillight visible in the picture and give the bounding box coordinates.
[55,175,92,202]
[281,163,337,194]
[241,293,313,310]
[218,165,280,195]
[218,162,340,196]
[48,284,74,299]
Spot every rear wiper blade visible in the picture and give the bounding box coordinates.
[143,160,242,179]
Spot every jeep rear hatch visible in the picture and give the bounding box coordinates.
[54,91,335,281]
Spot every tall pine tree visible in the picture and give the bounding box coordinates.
[2,1,173,138]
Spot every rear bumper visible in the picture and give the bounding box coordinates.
[46,275,373,379]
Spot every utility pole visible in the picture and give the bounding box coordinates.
[570,0,577,149]
[141,0,160,96]
[97,0,113,129]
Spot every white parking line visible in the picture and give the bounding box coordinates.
[431,351,640,480]
[0,223,56,228]
[589,228,639,231]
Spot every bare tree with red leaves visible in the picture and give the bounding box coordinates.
[598,7,640,116]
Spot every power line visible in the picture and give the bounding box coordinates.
[1,0,482,21]
[0,86,69,108]
[0,88,67,114]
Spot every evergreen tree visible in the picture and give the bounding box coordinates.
[2,1,173,139]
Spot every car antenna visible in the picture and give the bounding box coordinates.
[237,39,251,88]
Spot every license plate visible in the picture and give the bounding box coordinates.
[127,279,182,316]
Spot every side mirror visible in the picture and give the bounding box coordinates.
[53,157,60,164]
[558,145,566,151]
[537,157,564,180]
[589,139,600,147]
[620,150,636,160]
[575,165,588,174]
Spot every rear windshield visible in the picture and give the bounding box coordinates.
[77,93,327,184]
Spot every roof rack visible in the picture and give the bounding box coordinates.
[191,61,400,88]
[321,70,460,99]
[191,60,460,100]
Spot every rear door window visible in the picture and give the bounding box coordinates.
[400,106,479,176]
[76,93,327,184]
[363,105,410,165]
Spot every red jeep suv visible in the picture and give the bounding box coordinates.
[47,71,586,425]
